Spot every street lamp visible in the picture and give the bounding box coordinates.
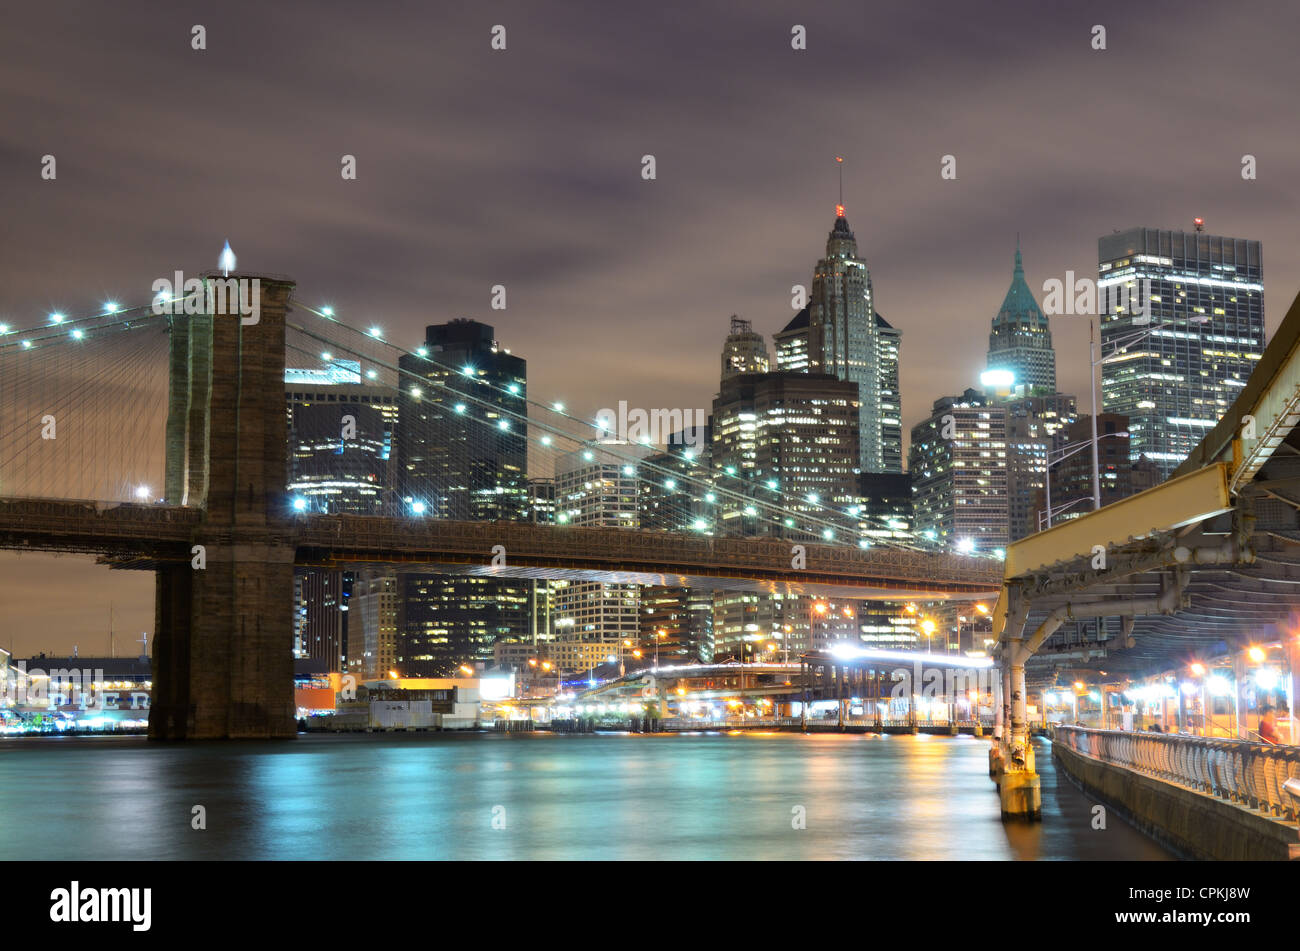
[1041,431,1130,529]
[1077,314,1204,510]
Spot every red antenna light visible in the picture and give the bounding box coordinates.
[835,203,845,218]
[1193,217,1205,232]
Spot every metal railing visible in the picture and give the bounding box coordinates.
[1054,725,1300,820]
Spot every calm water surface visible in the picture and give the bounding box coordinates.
[0,732,1171,860]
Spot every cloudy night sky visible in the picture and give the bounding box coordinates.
[2,0,1298,656]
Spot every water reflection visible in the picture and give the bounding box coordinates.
[0,732,1170,860]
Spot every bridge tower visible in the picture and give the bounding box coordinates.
[150,275,298,739]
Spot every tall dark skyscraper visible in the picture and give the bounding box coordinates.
[1099,225,1265,478]
[394,319,534,676]
[397,319,528,521]
[986,243,1056,394]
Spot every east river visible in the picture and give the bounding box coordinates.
[0,732,1171,859]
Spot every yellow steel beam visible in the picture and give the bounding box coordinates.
[1003,462,1230,580]
[991,462,1232,639]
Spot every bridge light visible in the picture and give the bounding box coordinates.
[956,537,975,553]
[410,386,422,398]
[70,329,84,340]
[743,506,757,516]
[664,479,676,490]
[134,485,151,500]
[583,451,594,461]
[416,346,428,357]
[766,480,778,490]
[507,383,520,395]
[453,403,466,414]
[0,324,8,334]
[320,306,334,317]
[540,435,552,446]
[705,493,716,503]
[822,528,833,540]
[1248,645,1266,663]
[411,500,426,515]
[725,466,737,476]
[622,465,634,476]
[993,548,1005,558]
[369,326,383,339]
[321,351,332,361]
[461,364,475,376]
[50,313,65,324]
[21,340,32,349]
[553,401,564,412]
[104,302,119,313]
[858,539,870,548]
[806,493,819,504]
[692,519,708,531]
[366,369,378,380]
[1189,662,1206,677]
[497,419,510,431]
[292,497,308,512]
[784,517,794,527]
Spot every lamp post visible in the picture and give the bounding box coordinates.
[1078,314,1203,510]
[1042,431,1129,530]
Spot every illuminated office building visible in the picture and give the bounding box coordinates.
[1099,225,1264,478]
[909,389,1009,553]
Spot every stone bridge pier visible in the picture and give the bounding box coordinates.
[150,275,297,739]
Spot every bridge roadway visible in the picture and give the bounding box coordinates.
[0,499,1001,600]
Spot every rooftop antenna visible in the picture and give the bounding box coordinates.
[138,631,149,660]
[109,601,114,658]
[835,156,845,217]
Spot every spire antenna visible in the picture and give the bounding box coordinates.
[835,156,844,216]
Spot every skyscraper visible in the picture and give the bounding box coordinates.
[285,361,398,672]
[986,243,1056,394]
[1001,393,1077,540]
[711,370,861,537]
[393,319,534,676]
[285,361,398,516]
[803,209,901,473]
[397,319,527,521]
[1099,225,1265,478]
[550,444,649,675]
[720,315,770,381]
[909,388,1009,553]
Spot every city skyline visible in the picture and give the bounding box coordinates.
[4,0,1300,657]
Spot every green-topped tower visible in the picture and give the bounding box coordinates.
[986,241,1056,394]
